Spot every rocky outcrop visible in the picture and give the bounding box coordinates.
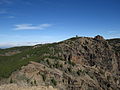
[94,35,105,41]
[57,36,119,73]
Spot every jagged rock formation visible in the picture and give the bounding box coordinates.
[56,36,119,74]
[0,35,120,90]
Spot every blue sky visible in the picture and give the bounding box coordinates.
[0,0,120,48]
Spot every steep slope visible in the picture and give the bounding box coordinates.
[0,35,120,90]
[107,38,120,72]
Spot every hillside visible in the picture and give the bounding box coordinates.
[0,84,57,90]
[0,35,120,90]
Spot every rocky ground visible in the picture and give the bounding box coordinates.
[0,84,57,90]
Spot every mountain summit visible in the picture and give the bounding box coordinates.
[0,35,120,90]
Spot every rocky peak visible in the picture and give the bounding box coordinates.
[94,35,105,41]
[0,35,120,90]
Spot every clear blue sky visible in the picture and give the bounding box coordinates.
[0,0,120,48]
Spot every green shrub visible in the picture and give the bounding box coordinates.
[34,80,37,85]
[68,60,75,66]
[41,73,46,81]
[10,78,13,83]
[77,70,82,76]
[51,78,57,86]
[46,59,50,65]
[68,67,72,72]
[31,81,33,85]
[60,64,63,69]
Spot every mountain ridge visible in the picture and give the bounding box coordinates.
[0,35,120,90]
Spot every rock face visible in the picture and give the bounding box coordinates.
[0,35,120,90]
[107,38,120,72]
[57,36,118,73]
